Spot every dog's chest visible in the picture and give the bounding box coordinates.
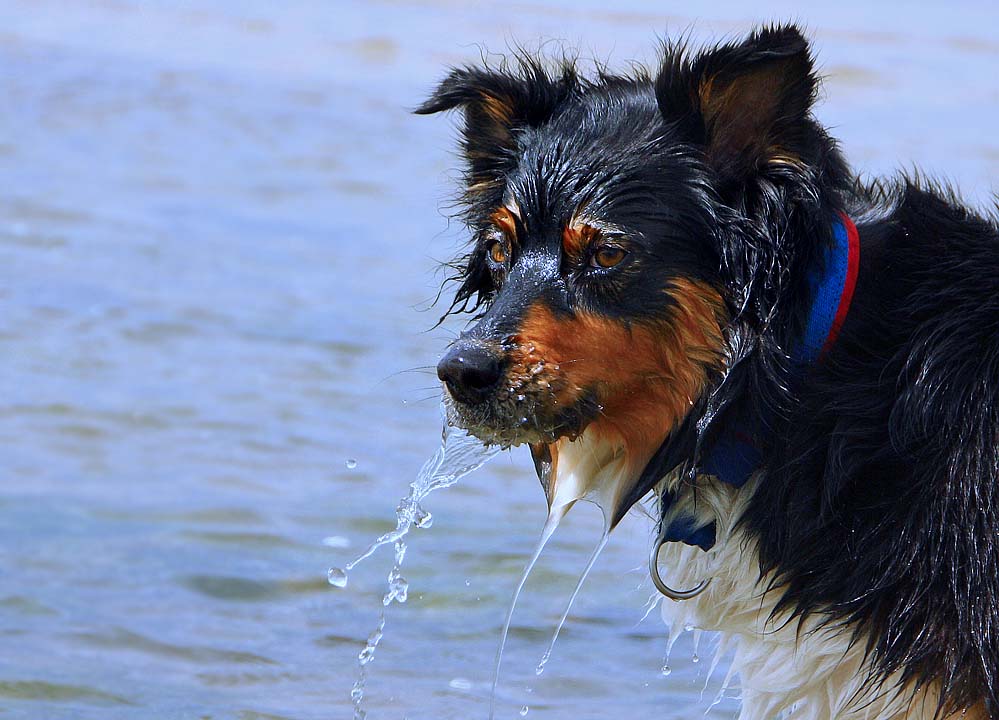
[653,477,942,720]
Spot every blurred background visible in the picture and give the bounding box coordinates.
[0,1,996,719]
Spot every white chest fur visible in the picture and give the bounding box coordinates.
[655,476,940,720]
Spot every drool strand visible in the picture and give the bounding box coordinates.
[488,505,567,720]
[535,525,610,676]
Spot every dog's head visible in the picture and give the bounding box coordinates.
[418,25,826,524]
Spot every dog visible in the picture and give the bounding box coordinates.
[416,24,998,719]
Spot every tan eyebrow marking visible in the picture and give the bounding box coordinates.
[562,221,600,259]
[490,206,519,244]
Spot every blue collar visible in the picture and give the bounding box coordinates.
[668,213,860,550]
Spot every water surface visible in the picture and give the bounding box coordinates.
[0,1,996,719]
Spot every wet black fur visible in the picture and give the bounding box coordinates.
[417,24,999,717]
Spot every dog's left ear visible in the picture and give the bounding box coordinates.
[414,61,575,194]
[656,24,817,184]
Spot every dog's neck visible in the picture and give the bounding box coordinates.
[662,211,861,549]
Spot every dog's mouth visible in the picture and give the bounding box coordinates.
[441,360,602,449]
[440,352,672,526]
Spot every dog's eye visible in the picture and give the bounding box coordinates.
[591,246,627,269]
[488,241,507,265]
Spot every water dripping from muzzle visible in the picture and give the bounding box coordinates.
[490,448,625,716]
[534,521,610,677]
[488,504,568,720]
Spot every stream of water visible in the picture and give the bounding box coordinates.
[535,530,610,678]
[329,409,501,718]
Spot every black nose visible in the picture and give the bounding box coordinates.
[437,342,503,405]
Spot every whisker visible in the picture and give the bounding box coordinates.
[408,385,443,394]
[377,366,440,384]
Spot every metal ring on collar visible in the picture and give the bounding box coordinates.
[649,531,711,601]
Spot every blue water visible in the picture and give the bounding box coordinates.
[0,2,996,719]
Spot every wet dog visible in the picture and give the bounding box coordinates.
[417,24,998,719]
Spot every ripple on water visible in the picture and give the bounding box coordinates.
[101,507,266,525]
[0,595,58,617]
[195,671,296,688]
[181,574,328,601]
[71,628,277,665]
[0,680,133,706]
[235,710,299,720]
[179,530,305,549]
[180,575,287,602]
[314,632,361,648]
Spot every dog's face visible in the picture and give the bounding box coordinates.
[418,27,818,522]
[430,91,728,447]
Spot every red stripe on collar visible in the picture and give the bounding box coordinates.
[819,211,861,358]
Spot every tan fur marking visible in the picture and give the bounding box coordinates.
[489,207,517,240]
[481,94,514,125]
[698,67,796,165]
[490,207,518,244]
[940,699,987,720]
[514,278,727,486]
[467,179,501,195]
[766,148,804,168]
[561,222,600,259]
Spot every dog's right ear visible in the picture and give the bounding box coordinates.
[415,61,576,194]
[656,25,817,188]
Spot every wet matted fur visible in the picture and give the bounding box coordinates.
[417,23,998,719]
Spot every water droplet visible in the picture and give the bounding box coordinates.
[464,579,471,587]
[692,654,700,663]
[383,568,409,605]
[361,619,384,655]
[359,646,376,665]
[346,458,358,469]
[660,664,672,677]
[683,623,694,632]
[449,677,472,691]
[327,567,348,587]
[516,394,525,402]
[535,661,545,676]
[520,706,529,717]
[413,507,433,528]
[382,564,409,606]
